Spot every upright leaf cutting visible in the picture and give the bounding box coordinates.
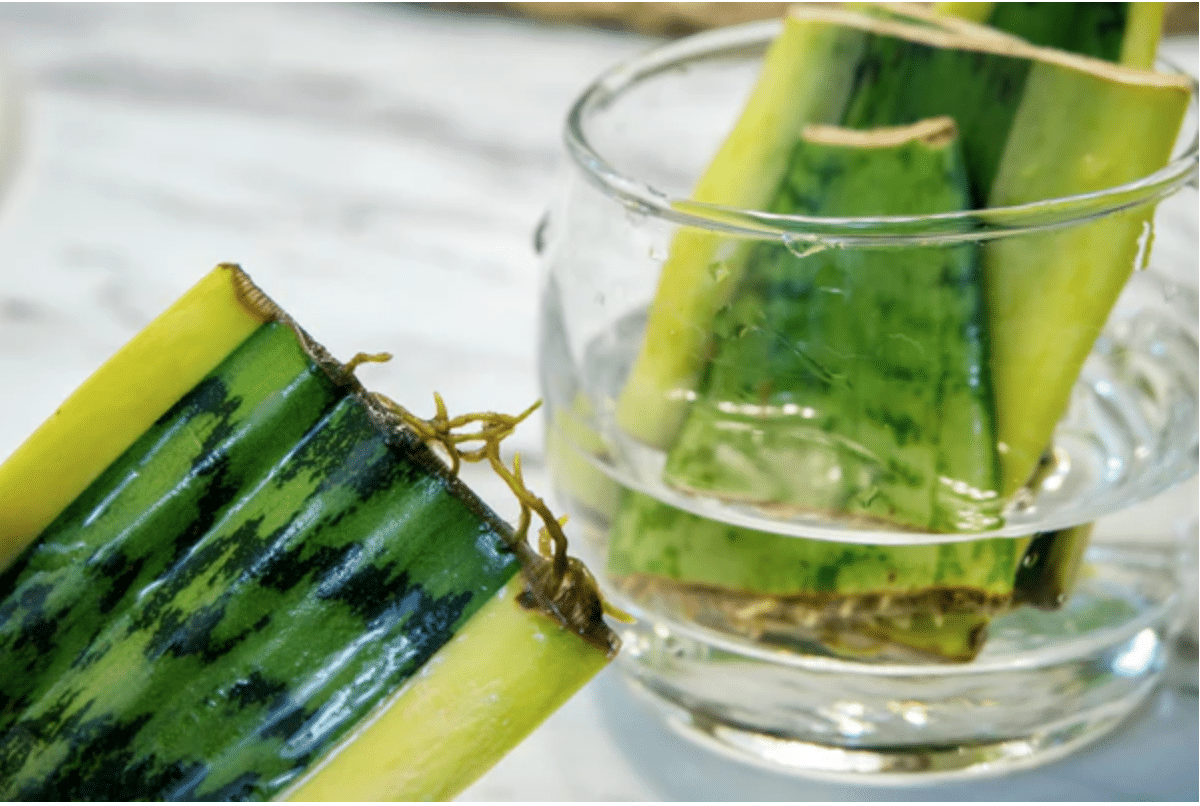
[608,119,1016,661]
[604,3,1187,661]
[616,4,1186,483]
[663,118,1000,532]
[937,2,1165,67]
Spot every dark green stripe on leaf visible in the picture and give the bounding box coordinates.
[0,324,520,801]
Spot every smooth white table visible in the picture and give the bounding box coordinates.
[0,3,1194,800]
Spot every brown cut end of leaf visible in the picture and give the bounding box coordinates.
[787,2,1193,90]
[615,572,1011,662]
[609,575,1012,662]
[802,115,959,148]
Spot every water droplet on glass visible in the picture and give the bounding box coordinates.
[783,233,829,259]
[1133,220,1155,272]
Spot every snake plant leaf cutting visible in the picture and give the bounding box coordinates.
[929,0,1174,614]
[936,2,1166,67]
[981,51,1189,495]
[0,264,617,801]
[605,3,1188,661]
[609,118,1014,661]
[617,2,1186,468]
[663,117,1000,533]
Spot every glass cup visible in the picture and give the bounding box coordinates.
[536,19,1199,782]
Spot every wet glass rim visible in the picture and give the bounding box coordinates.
[563,18,1200,245]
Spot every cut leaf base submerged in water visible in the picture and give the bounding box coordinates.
[0,264,617,801]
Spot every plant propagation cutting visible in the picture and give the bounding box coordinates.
[0,264,618,801]
[607,1,1190,661]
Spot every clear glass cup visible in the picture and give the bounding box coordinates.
[537,19,1199,783]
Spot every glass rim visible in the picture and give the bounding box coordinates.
[563,18,1200,245]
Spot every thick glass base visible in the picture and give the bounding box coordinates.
[621,672,1155,784]
[607,545,1181,784]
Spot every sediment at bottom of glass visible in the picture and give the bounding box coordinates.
[608,558,1179,783]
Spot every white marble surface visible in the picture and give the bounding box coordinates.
[0,3,1194,801]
